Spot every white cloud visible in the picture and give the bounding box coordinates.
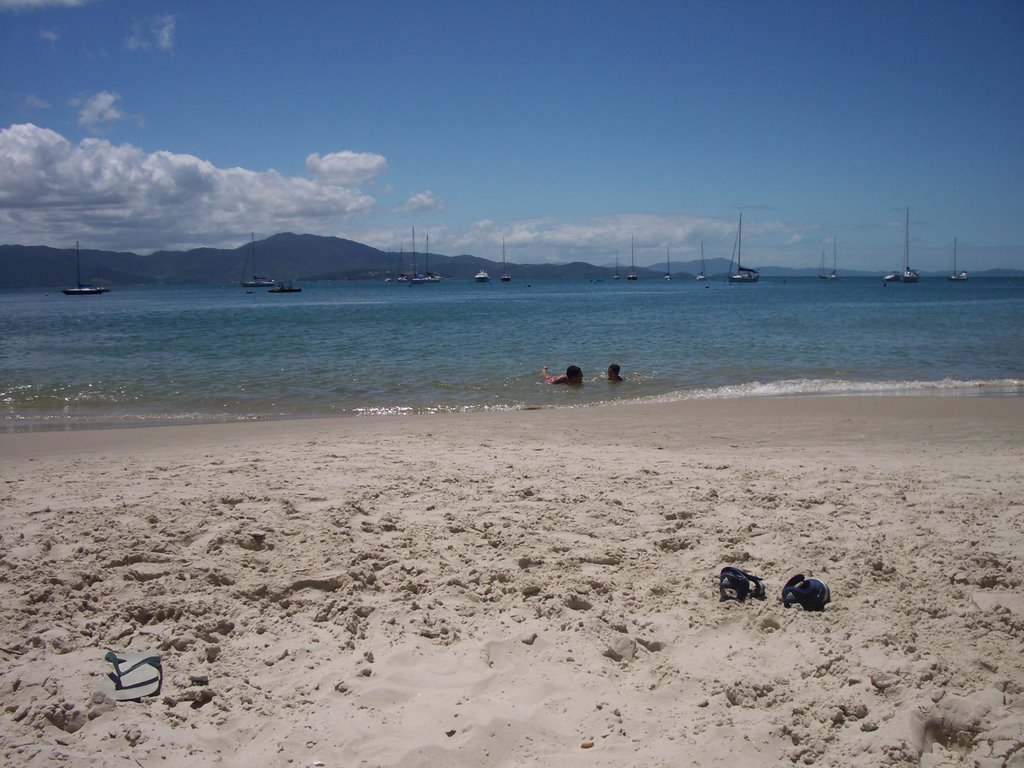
[0,124,819,266]
[394,190,445,214]
[305,150,387,185]
[38,27,57,42]
[0,123,378,252]
[24,94,51,109]
[74,91,125,130]
[0,0,92,8]
[153,14,174,50]
[350,213,744,266]
[452,213,739,262]
[124,23,145,51]
[125,14,175,52]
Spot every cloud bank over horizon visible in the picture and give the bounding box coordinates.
[0,123,381,253]
[0,122,744,262]
[1,122,1017,270]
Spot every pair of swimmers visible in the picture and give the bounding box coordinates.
[542,364,624,385]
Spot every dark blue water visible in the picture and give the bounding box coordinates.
[1,277,1021,429]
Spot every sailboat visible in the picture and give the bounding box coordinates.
[241,233,275,287]
[948,237,968,281]
[613,251,621,280]
[423,233,442,282]
[410,230,441,284]
[62,241,110,295]
[627,236,638,280]
[818,249,829,279]
[410,227,424,285]
[500,237,511,281]
[829,236,838,279]
[395,245,408,282]
[727,213,759,283]
[664,246,672,280]
[884,208,918,282]
[696,242,707,280]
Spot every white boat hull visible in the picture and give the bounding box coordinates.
[62,286,109,295]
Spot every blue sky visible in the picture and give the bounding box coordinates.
[2,0,1022,271]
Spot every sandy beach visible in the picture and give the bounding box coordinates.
[1,396,1022,767]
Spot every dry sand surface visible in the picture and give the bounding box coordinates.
[1,396,1023,767]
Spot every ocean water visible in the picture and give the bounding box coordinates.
[1,276,1021,431]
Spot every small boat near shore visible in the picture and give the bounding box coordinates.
[268,280,301,293]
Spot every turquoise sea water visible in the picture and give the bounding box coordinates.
[1,276,1022,430]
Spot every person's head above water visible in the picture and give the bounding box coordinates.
[542,364,584,384]
[606,364,624,382]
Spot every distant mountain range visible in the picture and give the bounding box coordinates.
[1,233,1021,288]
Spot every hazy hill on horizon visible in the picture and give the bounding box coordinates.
[2,233,1021,289]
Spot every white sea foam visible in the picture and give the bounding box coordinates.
[645,377,1024,403]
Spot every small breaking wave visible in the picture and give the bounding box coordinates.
[644,377,1024,403]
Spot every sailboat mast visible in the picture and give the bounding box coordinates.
[904,207,910,271]
[738,213,743,267]
[76,240,82,286]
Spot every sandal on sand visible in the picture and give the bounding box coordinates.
[105,650,163,701]
[719,566,766,602]
[781,574,831,611]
